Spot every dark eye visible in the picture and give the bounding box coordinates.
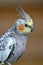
[25,24,31,28]
[25,24,28,27]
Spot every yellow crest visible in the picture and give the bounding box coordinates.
[26,19,33,26]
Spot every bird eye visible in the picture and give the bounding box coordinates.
[25,24,28,27]
[25,24,31,28]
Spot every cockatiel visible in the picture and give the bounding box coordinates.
[0,6,33,65]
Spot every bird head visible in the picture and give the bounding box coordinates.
[14,6,33,35]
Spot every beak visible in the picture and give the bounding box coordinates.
[31,25,34,32]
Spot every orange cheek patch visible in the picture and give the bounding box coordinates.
[18,24,24,32]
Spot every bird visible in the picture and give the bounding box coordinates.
[0,6,33,65]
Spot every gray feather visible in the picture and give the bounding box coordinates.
[16,6,26,19]
[0,19,27,64]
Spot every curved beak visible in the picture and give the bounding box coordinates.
[31,25,34,32]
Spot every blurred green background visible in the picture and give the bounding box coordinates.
[0,0,43,65]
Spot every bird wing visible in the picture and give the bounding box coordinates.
[0,37,16,62]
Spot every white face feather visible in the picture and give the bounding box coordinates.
[14,18,33,35]
[15,6,33,35]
